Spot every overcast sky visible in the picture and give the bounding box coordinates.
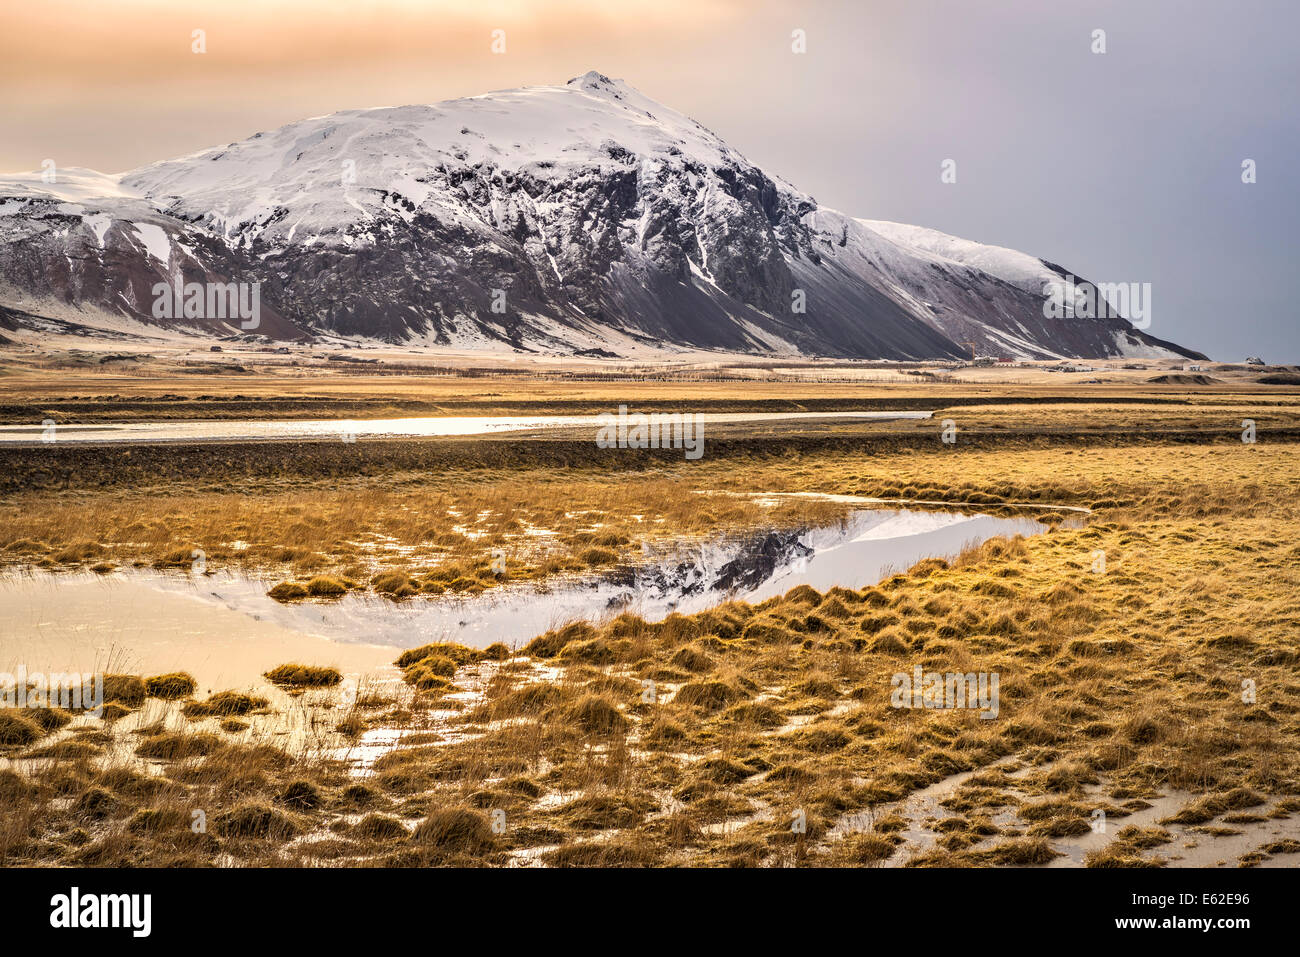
[2,0,1295,360]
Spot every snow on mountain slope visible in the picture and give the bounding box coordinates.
[860,220,1058,294]
[0,167,141,205]
[849,219,1200,359]
[807,212,1195,358]
[0,72,1201,359]
[123,72,748,244]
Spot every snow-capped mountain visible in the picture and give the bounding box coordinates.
[0,71,1200,359]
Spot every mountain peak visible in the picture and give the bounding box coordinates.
[566,70,622,92]
[564,71,649,105]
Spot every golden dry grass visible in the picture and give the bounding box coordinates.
[2,431,1297,866]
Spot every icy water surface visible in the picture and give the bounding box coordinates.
[0,508,1046,685]
[0,410,931,445]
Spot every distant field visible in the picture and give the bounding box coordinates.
[0,345,1295,421]
[2,378,1297,585]
[0,371,1296,431]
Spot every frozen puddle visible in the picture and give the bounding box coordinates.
[0,410,931,445]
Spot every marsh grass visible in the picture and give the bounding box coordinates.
[2,435,1298,867]
[263,665,344,689]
